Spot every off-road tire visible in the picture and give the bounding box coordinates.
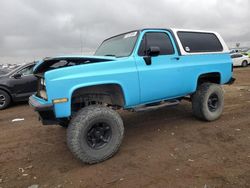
[192,83,224,121]
[0,90,11,110]
[241,60,248,67]
[67,105,124,164]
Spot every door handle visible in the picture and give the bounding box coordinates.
[171,57,180,61]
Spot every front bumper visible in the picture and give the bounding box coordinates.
[29,95,52,111]
[29,96,57,125]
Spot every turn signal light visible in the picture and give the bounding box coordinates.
[52,98,68,104]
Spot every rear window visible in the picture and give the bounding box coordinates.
[177,31,223,53]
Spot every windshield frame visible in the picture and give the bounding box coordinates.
[94,30,140,58]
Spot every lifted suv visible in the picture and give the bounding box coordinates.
[29,28,234,164]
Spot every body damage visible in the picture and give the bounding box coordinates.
[34,56,140,118]
[33,56,116,75]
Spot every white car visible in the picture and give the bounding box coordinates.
[231,53,249,67]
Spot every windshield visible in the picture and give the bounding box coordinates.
[94,31,138,57]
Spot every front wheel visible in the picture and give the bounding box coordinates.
[192,83,224,121]
[67,105,124,164]
[0,90,11,110]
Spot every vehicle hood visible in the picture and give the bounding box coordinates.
[33,55,116,75]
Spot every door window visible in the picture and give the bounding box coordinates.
[231,54,238,58]
[231,54,243,58]
[138,32,175,56]
[17,65,34,76]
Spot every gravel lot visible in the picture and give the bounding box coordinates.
[0,67,250,188]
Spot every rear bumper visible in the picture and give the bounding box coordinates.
[29,96,57,125]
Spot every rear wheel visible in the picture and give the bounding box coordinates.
[242,60,248,67]
[0,90,11,110]
[192,83,224,121]
[67,105,124,164]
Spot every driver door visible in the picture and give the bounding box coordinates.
[135,31,187,103]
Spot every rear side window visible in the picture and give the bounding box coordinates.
[138,32,174,56]
[231,54,243,58]
[231,54,237,58]
[177,31,223,53]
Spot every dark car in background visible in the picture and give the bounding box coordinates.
[0,62,37,110]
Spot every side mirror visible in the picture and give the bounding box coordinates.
[143,46,161,66]
[13,73,22,79]
[147,46,160,57]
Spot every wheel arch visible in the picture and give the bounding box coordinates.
[0,86,12,101]
[70,83,126,109]
[196,72,221,89]
[242,60,248,65]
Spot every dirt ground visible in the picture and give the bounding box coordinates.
[0,67,250,188]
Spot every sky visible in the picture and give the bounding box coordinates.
[0,0,249,64]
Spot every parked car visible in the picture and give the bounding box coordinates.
[0,62,37,110]
[231,53,249,67]
[29,28,234,164]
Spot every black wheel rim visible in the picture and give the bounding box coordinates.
[86,122,112,150]
[207,93,219,112]
[0,95,6,107]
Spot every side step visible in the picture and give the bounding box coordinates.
[133,100,180,112]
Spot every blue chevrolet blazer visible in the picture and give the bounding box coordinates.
[29,28,234,164]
